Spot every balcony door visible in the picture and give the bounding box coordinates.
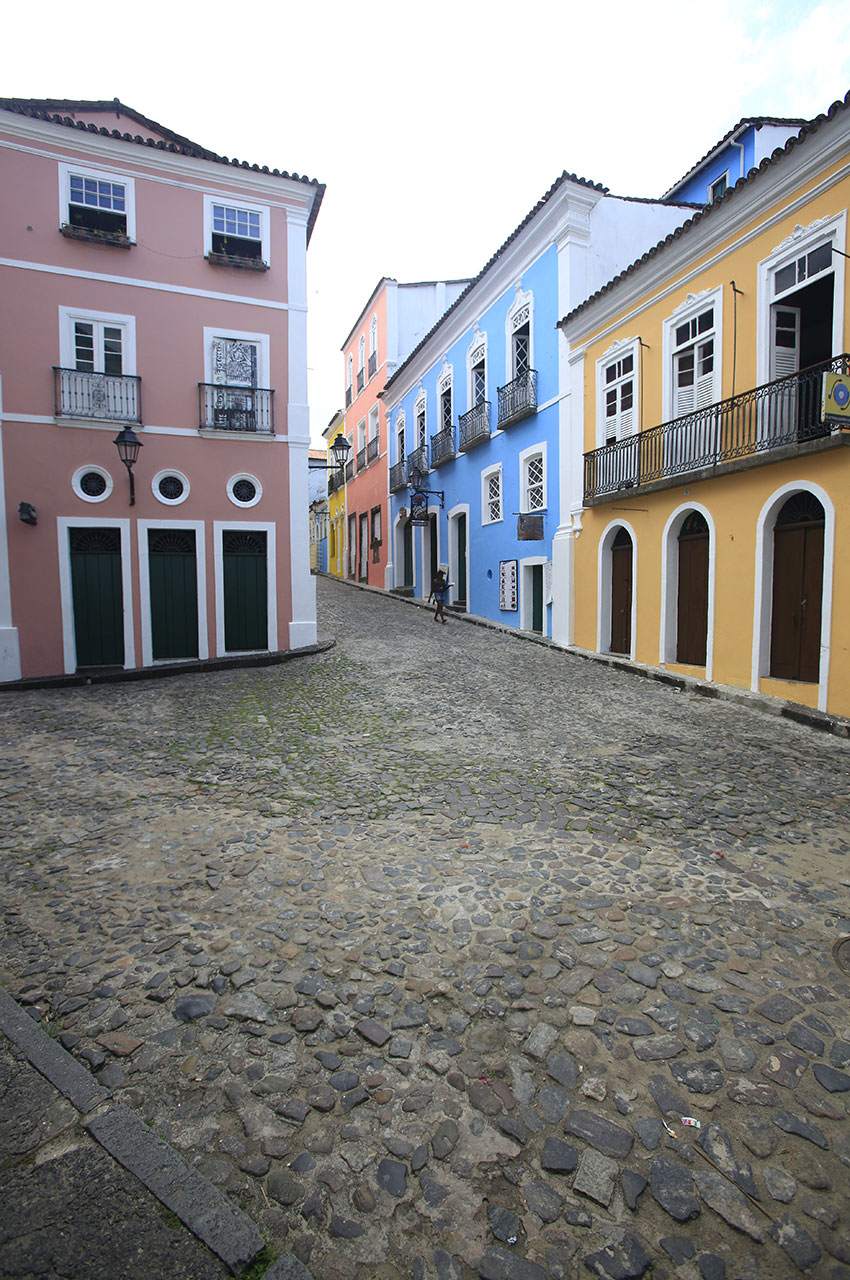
[770,493,824,683]
[212,338,258,431]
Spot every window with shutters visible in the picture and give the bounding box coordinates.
[757,214,844,385]
[482,464,503,525]
[597,341,638,445]
[415,394,427,449]
[663,290,722,422]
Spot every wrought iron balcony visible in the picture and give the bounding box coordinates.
[328,472,341,494]
[357,368,365,393]
[458,401,491,451]
[367,435,380,463]
[357,446,367,472]
[345,386,353,408]
[198,384,274,434]
[583,355,849,503]
[406,445,429,484]
[54,367,142,423]
[368,352,378,378]
[498,369,538,427]
[345,459,354,482]
[389,460,407,492]
[430,426,455,467]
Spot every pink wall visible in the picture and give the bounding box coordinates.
[342,285,389,584]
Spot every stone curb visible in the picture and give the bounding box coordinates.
[320,572,850,738]
[0,984,284,1277]
[0,639,335,694]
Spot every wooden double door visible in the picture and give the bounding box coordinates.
[770,494,824,683]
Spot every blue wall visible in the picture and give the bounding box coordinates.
[389,243,560,634]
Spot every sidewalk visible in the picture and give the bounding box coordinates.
[0,987,307,1280]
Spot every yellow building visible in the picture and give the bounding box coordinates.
[557,93,850,720]
[323,410,347,578]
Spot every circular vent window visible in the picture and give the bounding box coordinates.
[152,470,189,505]
[228,474,262,507]
[72,465,113,503]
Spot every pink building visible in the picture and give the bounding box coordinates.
[0,97,324,681]
[340,278,469,586]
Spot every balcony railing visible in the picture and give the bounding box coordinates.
[367,435,380,463]
[198,384,274,434]
[346,386,353,408]
[389,460,407,492]
[328,472,340,494]
[459,401,491,451]
[498,369,538,427]
[430,426,455,466]
[357,446,367,472]
[357,368,365,393]
[345,459,354,482]
[406,445,428,484]
[583,355,849,502]
[54,367,141,423]
[368,352,378,378]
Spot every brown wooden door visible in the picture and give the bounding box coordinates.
[770,494,824,683]
[676,513,709,665]
[610,528,632,654]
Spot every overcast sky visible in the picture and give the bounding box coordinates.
[5,0,850,444]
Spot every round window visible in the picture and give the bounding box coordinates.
[158,475,184,501]
[72,465,113,503]
[80,471,107,498]
[232,478,257,503]
[227,473,262,507]
[152,469,190,506]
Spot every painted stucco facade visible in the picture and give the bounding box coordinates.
[382,176,695,635]
[558,94,850,718]
[322,410,346,579]
[0,98,323,680]
[339,278,470,588]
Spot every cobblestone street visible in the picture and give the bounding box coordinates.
[3,575,850,1279]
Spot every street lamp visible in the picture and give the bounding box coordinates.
[113,425,143,506]
[330,434,351,475]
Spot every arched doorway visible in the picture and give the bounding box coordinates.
[610,527,633,655]
[676,511,709,665]
[770,492,824,682]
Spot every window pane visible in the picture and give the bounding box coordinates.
[676,352,694,388]
[697,308,713,334]
[775,262,796,294]
[74,322,94,371]
[807,243,832,277]
[621,382,633,411]
[622,354,633,374]
[605,363,617,384]
[676,321,691,347]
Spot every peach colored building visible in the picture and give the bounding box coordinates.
[340,278,469,586]
[0,97,324,681]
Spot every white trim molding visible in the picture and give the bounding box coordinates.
[597,518,637,660]
[659,502,717,680]
[137,519,208,666]
[662,285,723,423]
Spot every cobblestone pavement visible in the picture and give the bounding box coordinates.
[3,575,850,1280]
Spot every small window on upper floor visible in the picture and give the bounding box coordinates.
[709,172,728,203]
[59,163,136,245]
[204,195,269,269]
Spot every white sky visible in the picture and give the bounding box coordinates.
[5,0,850,444]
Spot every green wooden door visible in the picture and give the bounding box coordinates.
[456,513,467,608]
[70,527,123,667]
[532,564,544,634]
[149,529,198,660]
[223,530,267,651]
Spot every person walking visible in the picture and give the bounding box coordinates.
[429,570,450,623]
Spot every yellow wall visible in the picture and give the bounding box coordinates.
[569,145,850,717]
[326,423,347,578]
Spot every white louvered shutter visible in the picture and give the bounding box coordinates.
[771,307,801,380]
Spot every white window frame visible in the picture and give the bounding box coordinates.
[72,465,114,504]
[346,354,354,392]
[414,391,427,449]
[481,463,503,525]
[203,194,270,265]
[368,404,380,443]
[395,411,406,464]
[59,162,136,241]
[756,212,846,384]
[59,306,137,375]
[358,335,366,379]
[438,367,453,434]
[152,470,190,506]
[596,338,639,446]
[357,417,367,451]
[369,315,378,360]
[203,327,270,387]
[519,442,547,514]
[467,329,488,411]
[227,473,263,508]
[662,287,723,423]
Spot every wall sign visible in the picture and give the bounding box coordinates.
[517,514,544,540]
[499,559,518,611]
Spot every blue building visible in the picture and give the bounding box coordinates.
[381,171,695,635]
[662,116,807,204]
